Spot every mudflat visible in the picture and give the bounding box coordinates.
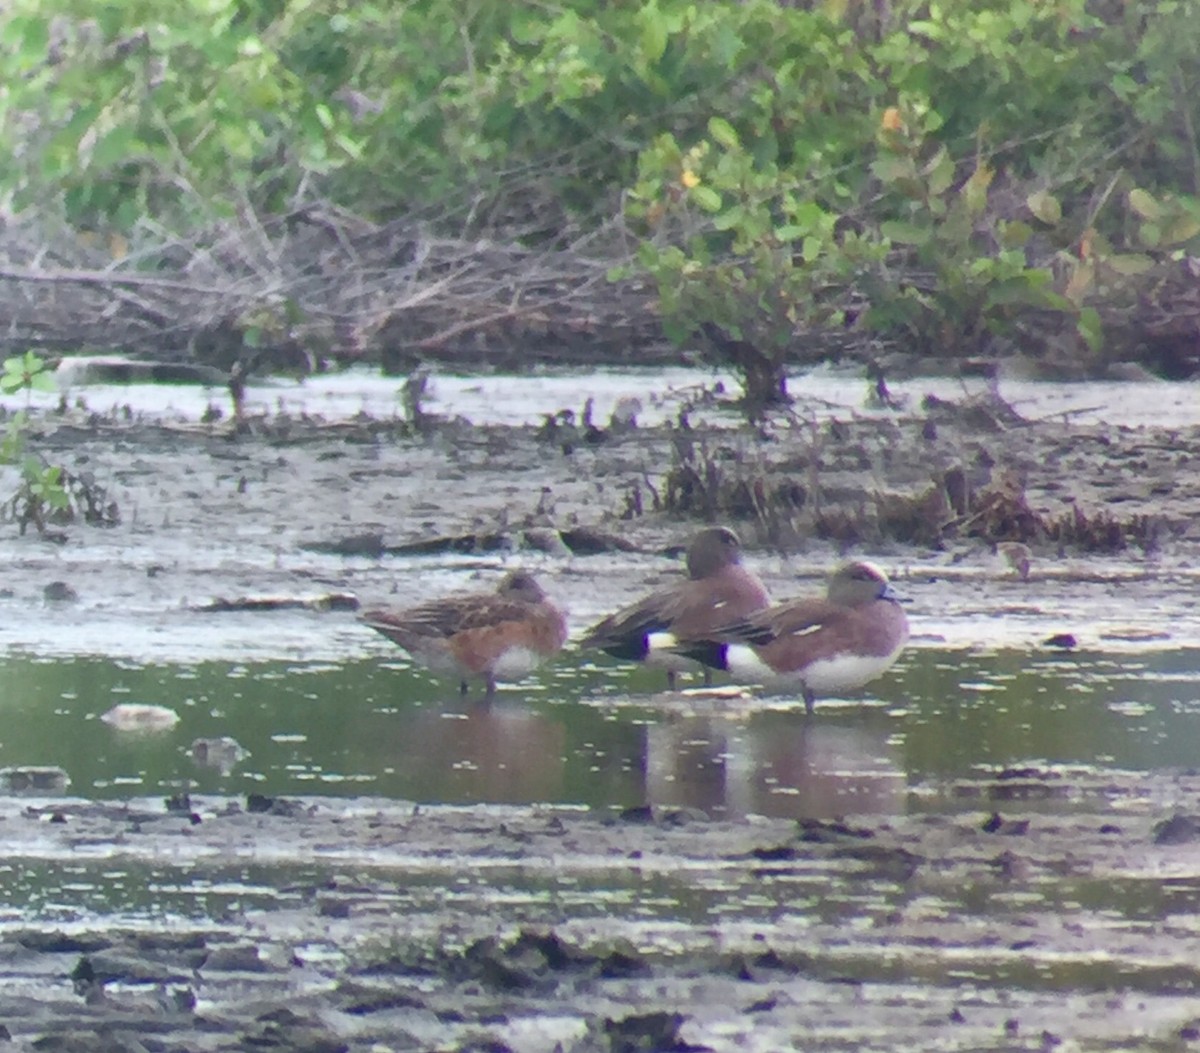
[2,390,1199,1051]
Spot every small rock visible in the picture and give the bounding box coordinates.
[996,541,1032,581]
[797,817,874,842]
[617,804,655,824]
[100,703,180,732]
[191,736,250,775]
[750,844,798,862]
[0,765,70,794]
[246,793,306,817]
[164,792,192,813]
[521,528,570,556]
[990,850,1030,880]
[84,949,194,985]
[20,932,110,954]
[43,581,78,603]
[1043,633,1077,649]
[604,1011,693,1053]
[203,943,275,972]
[982,812,1031,836]
[1154,814,1200,845]
[610,396,642,429]
[597,944,651,980]
[558,526,641,555]
[301,531,385,558]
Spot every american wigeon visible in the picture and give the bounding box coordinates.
[674,561,908,714]
[360,569,568,702]
[580,526,771,689]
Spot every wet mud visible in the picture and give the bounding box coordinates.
[2,394,1200,1050]
[6,773,1200,1052]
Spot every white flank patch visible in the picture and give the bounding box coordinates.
[646,632,703,674]
[725,646,901,694]
[724,645,779,684]
[492,646,542,681]
[800,651,901,694]
[100,703,180,732]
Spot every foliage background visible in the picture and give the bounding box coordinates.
[0,0,1197,397]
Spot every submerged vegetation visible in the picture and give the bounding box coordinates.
[0,0,1194,403]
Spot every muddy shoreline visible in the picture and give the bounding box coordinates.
[5,772,1200,1052]
[2,388,1200,1050]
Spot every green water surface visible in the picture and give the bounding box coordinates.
[1,646,1197,818]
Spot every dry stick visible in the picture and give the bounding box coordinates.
[0,265,233,296]
[415,272,606,351]
[1028,404,1108,424]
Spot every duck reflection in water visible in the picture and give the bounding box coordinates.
[389,704,567,804]
[641,716,904,820]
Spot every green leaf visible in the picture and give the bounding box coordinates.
[880,220,931,246]
[907,20,944,40]
[707,117,740,150]
[4,15,49,58]
[1026,190,1061,225]
[88,125,137,170]
[924,148,954,197]
[1030,290,1077,313]
[961,163,994,216]
[712,204,746,231]
[1104,253,1155,275]
[1076,307,1103,352]
[690,185,723,212]
[1128,188,1161,220]
[999,220,1034,248]
[1110,74,1137,101]
[1164,216,1200,245]
[870,157,916,185]
[639,4,668,65]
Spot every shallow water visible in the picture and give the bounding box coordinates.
[0,361,1197,946]
[14,360,1200,430]
[2,645,1198,819]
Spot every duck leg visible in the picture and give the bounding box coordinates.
[481,674,498,705]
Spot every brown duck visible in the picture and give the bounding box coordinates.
[580,526,771,689]
[361,570,568,702]
[674,561,908,714]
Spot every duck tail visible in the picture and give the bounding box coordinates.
[670,638,729,671]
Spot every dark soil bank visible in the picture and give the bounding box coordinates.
[6,772,1200,1053]
[11,392,1200,622]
